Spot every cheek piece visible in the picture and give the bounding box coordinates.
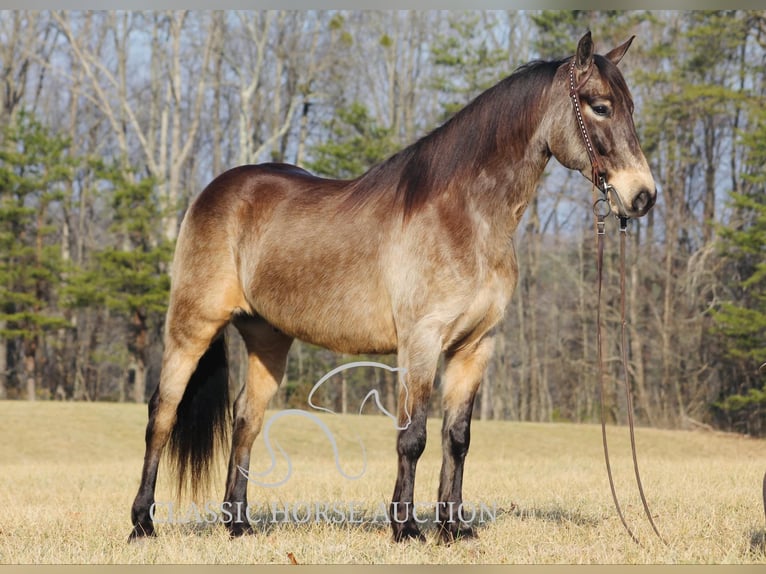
[568,58,630,220]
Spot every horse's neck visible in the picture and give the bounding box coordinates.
[444,77,554,240]
[462,132,551,241]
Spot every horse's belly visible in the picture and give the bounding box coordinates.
[246,265,397,355]
[273,302,397,355]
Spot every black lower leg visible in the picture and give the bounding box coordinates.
[223,445,254,537]
[437,399,476,543]
[129,389,161,541]
[391,406,428,542]
[129,459,160,540]
[222,394,258,537]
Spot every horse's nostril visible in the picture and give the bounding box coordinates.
[633,189,655,214]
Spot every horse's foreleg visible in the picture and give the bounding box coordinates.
[390,330,441,542]
[437,335,494,543]
[223,316,293,537]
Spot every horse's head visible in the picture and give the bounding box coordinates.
[547,32,656,219]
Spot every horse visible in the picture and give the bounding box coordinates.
[128,31,656,544]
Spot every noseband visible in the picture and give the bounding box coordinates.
[568,58,630,219]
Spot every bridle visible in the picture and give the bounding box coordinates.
[568,58,630,220]
[568,56,667,547]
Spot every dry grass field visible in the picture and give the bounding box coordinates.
[0,400,765,564]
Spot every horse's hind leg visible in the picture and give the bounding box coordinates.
[437,335,494,543]
[129,319,228,539]
[223,314,293,536]
[128,288,235,541]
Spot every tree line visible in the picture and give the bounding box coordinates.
[0,10,764,434]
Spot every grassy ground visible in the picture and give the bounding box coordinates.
[0,400,765,564]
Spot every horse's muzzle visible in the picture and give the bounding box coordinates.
[631,188,655,217]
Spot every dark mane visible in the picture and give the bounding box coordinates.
[343,58,565,218]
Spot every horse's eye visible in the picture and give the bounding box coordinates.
[592,104,610,117]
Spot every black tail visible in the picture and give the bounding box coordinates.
[167,335,231,500]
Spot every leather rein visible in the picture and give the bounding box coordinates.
[569,57,667,547]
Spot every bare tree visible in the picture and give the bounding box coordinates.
[52,11,218,241]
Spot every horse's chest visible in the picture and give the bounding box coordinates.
[472,269,515,317]
[443,261,517,350]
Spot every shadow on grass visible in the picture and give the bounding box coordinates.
[748,528,766,558]
[151,501,599,540]
[504,503,601,528]
[238,504,502,540]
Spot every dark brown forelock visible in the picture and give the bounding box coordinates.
[594,54,634,114]
[343,59,563,219]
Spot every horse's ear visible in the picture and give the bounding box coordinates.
[575,31,594,71]
[605,35,635,66]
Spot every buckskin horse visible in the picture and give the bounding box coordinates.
[129,31,656,544]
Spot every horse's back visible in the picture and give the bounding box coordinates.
[177,163,398,354]
[187,163,322,219]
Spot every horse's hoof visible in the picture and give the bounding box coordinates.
[438,523,477,545]
[227,521,255,538]
[392,522,426,543]
[127,523,156,543]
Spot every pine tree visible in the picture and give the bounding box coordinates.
[306,102,398,179]
[65,163,171,402]
[529,10,591,59]
[430,12,509,120]
[0,112,73,399]
[711,101,766,435]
